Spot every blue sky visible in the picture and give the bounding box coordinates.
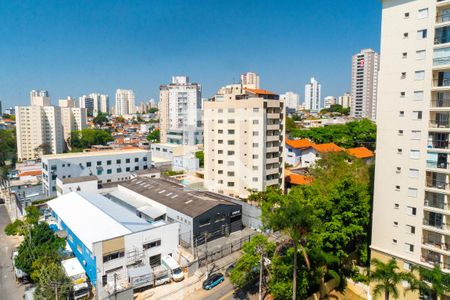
[0,0,382,109]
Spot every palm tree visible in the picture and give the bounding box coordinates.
[370,258,414,300]
[408,265,450,300]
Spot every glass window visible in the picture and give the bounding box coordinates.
[410,149,420,159]
[416,50,426,60]
[418,8,428,19]
[414,70,425,80]
[416,29,427,39]
[414,91,424,101]
[407,188,418,198]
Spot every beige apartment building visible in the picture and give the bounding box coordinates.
[203,85,285,198]
[372,0,450,292]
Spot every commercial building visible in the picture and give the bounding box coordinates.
[115,89,136,116]
[304,77,322,112]
[351,48,379,120]
[371,0,450,290]
[280,91,300,113]
[203,85,285,198]
[47,192,179,299]
[158,76,202,145]
[41,148,151,196]
[16,105,64,161]
[150,143,200,171]
[240,72,260,89]
[108,177,242,248]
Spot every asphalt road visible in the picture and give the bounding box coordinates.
[0,204,26,300]
[197,277,260,300]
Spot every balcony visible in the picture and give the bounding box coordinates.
[437,12,450,24]
[434,56,450,67]
[422,238,450,253]
[428,139,450,149]
[427,160,450,170]
[423,218,449,231]
[433,78,450,89]
[430,119,450,129]
[424,197,448,210]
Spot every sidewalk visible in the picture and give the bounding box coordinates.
[135,251,242,300]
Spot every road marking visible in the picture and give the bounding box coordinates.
[218,289,235,300]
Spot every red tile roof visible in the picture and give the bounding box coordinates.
[312,143,343,153]
[286,173,313,185]
[19,170,42,177]
[243,88,277,95]
[286,139,315,149]
[347,147,374,159]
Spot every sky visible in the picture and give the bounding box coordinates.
[0,0,382,109]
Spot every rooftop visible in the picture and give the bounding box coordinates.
[347,147,374,159]
[61,257,85,278]
[312,143,343,153]
[118,177,239,218]
[286,139,315,149]
[47,192,155,251]
[61,175,98,184]
[243,88,277,96]
[43,148,149,160]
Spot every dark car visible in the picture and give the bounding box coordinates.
[202,273,225,290]
[225,263,234,277]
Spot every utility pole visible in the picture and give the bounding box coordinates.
[55,285,58,300]
[204,232,209,279]
[258,250,263,300]
[113,273,118,300]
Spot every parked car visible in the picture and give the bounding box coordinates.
[202,273,225,290]
[225,263,234,277]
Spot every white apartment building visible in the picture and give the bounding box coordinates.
[41,148,151,196]
[158,76,202,145]
[60,107,87,143]
[203,85,285,199]
[30,90,50,106]
[324,96,337,109]
[79,95,94,116]
[351,48,380,120]
[280,91,300,112]
[89,93,109,115]
[240,72,260,89]
[150,143,200,171]
[372,0,450,286]
[16,105,64,161]
[304,77,322,112]
[338,92,352,109]
[115,89,135,116]
[58,96,76,108]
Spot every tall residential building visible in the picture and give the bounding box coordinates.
[30,90,50,106]
[338,92,352,109]
[158,76,202,145]
[280,91,300,112]
[304,77,322,112]
[59,100,87,144]
[79,95,95,116]
[115,89,135,115]
[203,84,285,198]
[351,48,380,120]
[371,0,450,289]
[16,105,64,161]
[99,94,109,114]
[240,72,260,89]
[58,96,76,108]
[324,96,337,108]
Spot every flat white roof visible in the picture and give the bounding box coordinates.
[43,148,149,160]
[62,257,85,278]
[151,156,172,163]
[47,192,153,251]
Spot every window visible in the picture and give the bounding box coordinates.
[97,161,102,166]
[253,120,259,124]
[416,50,426,60]
[227,151,235,155]
[228,108,235,113]
[403,32,409,38]
[199,218,210,227]
[228,129,235,134]
[404,262,412,271]
[227,161,235,166]
[253,143,258,147]
[410,149,420,159]
[218,130,223,134]
[253,108,259,112]
[415,70,425,80]
[400,92,406,97]
[405,243,414,253]
[392,239,398,245]
[227,171,235,176]
[404,12,410,18]
[394,203,400,209]
[252,177,258,182]
[409,168,419,178]
[397,148,403,154]
[103,250,125,262]
[107,169,112,174]
[228,140,235,145]
[399,111,405,117]
[218,160,223,164]
[395,185,401,190]
[414,91,424,101]
[143,240,161,250]
[218,170,223,174]
[228,119,235,124]
[227,182,235,187]
[86,162,92,167]
[143,157,147,161]
[218,140,223,144]
[393,221,399,227]
[411,130,421,140]
[252,154,259,159]
[398,130,404,135]
[408,188,418,198]
[126,167,130,172]
[107,160,112,165]
[135,158,139,162]
[417,29,427,39]
[401,72,406,79]
[218,119,223,124]
[149,254,161,267]
[418,8,428,19]
[126,158,130,163]
[412,111,423,120]
[406,225,416,234]
[116,159,121,164]
[406,206,417,216]
[402,52,407,59]
[396,167,401,173]
[117,168,122,173]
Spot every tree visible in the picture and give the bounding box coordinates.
[0,129,16,167]
[93,112,109,126]
[195,151,204,168]
[286,117,297,134]
[33,262,72,300]
[34,143,52,157]
[147,129,160,143]
[148,107,158,113]
[2,114,15,120]
[262,188,319,300]
[69,128,113,150]
[115,116,126,123]
[230,234,275,289]
[5,206,40,236]
[370,258,414,300]
[408,265,450,300]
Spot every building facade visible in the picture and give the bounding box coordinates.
[30,90,50,106]
[371,0,450,290]
[280,91,300,113]
[351,48,379,120]
[41,148,151,196]
[324,96,337,109]
[158,76,202,145]
[338,92,352,109]
[60,107,87,144]
[203,85,285,198]
[304,77,322,112]
[115,89,135,116]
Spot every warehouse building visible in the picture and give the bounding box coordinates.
[107,177,242,249]
[47,192,179,299]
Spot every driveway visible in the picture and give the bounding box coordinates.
[0,204,26,300]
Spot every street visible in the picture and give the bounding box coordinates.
[0,204,26,300]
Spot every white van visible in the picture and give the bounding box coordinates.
[161,255,184,282]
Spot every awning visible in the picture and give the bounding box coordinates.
[137,205,165,220]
